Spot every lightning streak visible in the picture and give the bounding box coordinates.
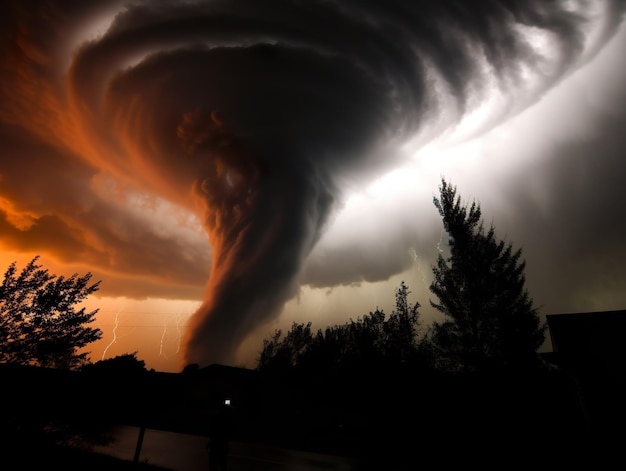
[101,301,125,360]
[175,313,184,355]
[159,314,169,359]
[436,231,446,255]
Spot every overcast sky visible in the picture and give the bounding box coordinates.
[2,0,626,372]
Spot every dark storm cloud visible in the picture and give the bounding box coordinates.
[502,87,626,313]
[1,0,625,367]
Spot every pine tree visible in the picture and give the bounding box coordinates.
[0,256,102,369]
[384,281,421,364]
[429,179,545,372]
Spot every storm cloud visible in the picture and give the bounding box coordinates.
[2,0,625,367]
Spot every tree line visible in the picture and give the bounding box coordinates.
[257,178,546,375]
[0,178,546,375]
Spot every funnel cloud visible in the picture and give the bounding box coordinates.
[2,0,625,368]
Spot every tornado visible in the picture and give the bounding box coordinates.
[3,0,625,368]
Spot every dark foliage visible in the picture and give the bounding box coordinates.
[81,351,148,376]
[256,281,423,375]
[0,256,102,369]
[428,179,546,372]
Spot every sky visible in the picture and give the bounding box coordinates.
[2,0,626,373]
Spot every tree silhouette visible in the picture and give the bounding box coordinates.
[81,352,147,376]
[257,321,314,372]
[429,179,546,372]
[384,280,422,364]
[256,281,422,373]
[0,256,102,369]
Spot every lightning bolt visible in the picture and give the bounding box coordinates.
[436,230,446,254]
[174,312,183,354]
[159,312,186,359]
[101,301,125,360]
[408,247,433,298]
[159,314,169,359]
